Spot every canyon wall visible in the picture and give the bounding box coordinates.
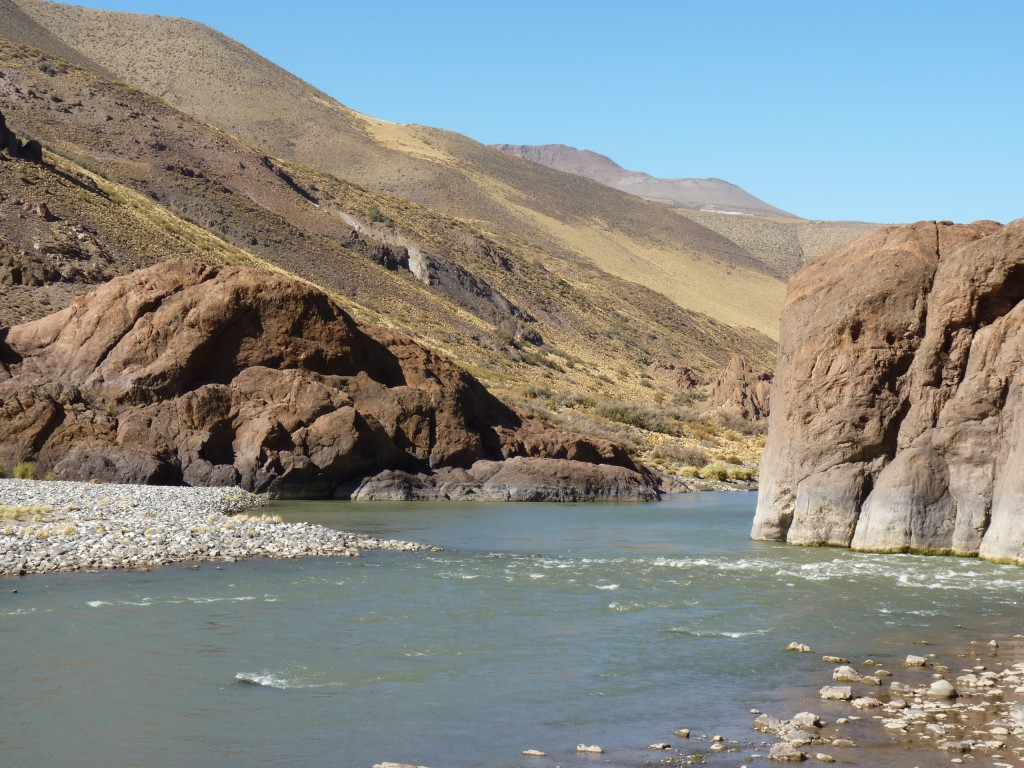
[753,220,1024,565]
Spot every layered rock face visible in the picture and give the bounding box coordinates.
[705,355,772,421]
[753,220,1024,564]
[0,261,656,500]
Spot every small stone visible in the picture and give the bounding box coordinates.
[814,755,835,764]
[832,665,859,682]
[791,713,822,730]
[768,742,806,762]
[711,735,724,742]
[522,750,545,757]
[786,642,814,653]
[648,743,671,750]
[576,744,603,754]
[906,655,928,667]
[819,685,853,701]
[940,740,973,753]
[674,728,690,738]
[821,656,847,664]
[851,697,882,709]
[830,739,855,748]
[929,679,959,699]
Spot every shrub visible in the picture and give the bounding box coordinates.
[12,462,35,480]
[727,466,757,481]
[651,444,709,467]
[716,411,768,436]
[595,402,675,435]
[697,463,730,481]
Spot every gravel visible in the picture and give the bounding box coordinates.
[0,479,433,575]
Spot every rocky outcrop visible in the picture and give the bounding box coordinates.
[0,260,656,500]
[0,108,42,162]
[753,220,1024,564]
[347,458,657,502]
[705,355,772,420]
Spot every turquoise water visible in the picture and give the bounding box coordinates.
[2,493,1022,768]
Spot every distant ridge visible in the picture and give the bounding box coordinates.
[493,143,798,219]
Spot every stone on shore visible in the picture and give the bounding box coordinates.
[768,742,806,762]
[928,679,959,698]
[831,665,859,682]
[818,686,852,701]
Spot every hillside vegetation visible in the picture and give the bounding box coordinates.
[14,0,794,340]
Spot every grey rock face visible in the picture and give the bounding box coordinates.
[754,220,1024,565]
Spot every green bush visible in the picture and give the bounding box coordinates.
[12,462,35,480]
[727,466,757,481]
[595,402,675,435]
[697,463,730,481]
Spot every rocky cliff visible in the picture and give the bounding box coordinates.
[0,261,657,501]
[753,220,1024,565]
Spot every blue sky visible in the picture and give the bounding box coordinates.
[69,1,1022,224]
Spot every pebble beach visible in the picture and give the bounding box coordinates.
[0,479,432,575]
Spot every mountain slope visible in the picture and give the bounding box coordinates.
[0,33,778,486]
[12,0,789,339]
[493,143,797,218]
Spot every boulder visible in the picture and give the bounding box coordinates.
[0,261,656,499]
[753,220,1024,564]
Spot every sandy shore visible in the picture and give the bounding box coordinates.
[0,479,434,575]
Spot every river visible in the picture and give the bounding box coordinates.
[2,493,1022,767]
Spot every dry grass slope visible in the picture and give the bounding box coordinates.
[15,0,791,340]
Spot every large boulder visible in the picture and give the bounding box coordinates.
[753,220,1024,564]
[0,260,656,499]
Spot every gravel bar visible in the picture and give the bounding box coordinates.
[0,479,434,575]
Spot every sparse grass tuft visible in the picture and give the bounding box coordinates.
[12,462,36,480]
[0,505,50,520]
[232,513,283,523]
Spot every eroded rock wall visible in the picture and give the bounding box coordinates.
[753,220,1024,564]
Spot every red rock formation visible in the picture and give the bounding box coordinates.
[705,355,772,420]
[0,260,656,499]
[753,220,1024,564]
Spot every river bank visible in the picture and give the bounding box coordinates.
[0,479,431,575]
[740,634,1024,766]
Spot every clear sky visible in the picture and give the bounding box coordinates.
[66,0,1022,224]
